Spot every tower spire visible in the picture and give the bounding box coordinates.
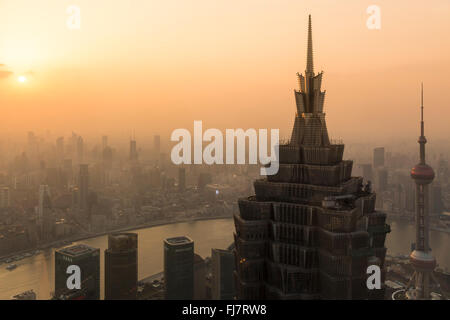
[306,15,314,75]
[421,82,424,136]
[419,83,427,164]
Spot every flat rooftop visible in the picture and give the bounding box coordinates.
[164,236,193,246]
[57,244,98,257]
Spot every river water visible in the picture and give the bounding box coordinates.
[0,218,449,300]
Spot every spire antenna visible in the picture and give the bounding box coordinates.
[306,15,314,75]
[421,83,424,137]
[421,83,424,121]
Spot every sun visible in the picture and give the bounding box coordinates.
[18,75,27,83]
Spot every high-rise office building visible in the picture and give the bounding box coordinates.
[105,233,138,300]
[233,16,390,299]
[130,139,138,161]
[0,187,10,208]
[211,248,235,300]
[373,147,385,168]
[54,244,100,300]
[78,164,89,212]
[164,236,194,300]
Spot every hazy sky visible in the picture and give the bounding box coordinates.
[0,0,449,144]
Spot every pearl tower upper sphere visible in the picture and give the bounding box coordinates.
[411,163,435,185]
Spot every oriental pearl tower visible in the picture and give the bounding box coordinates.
[406,84,440,299]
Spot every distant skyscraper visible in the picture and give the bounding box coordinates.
[436,155,448,182]
[105,233,138,300]
[178,167,186,192]
[102,135,108,150]
[77,136,84,163]
[211,248,235,300]
[0,187,10,208]
[430,183,444,215]
[56,137,64,162]
[37,185,51,222]
[164,236,194,300]
[234,16,390,299]
[407,85,439,299]
[37,185,51,240]
[130,139,138,161]
[54,244,100,300]
[376,168,388,192]
[373,147,385,168]
[78,164,89,211]
[360,163,373,182]
[102,146,113,171]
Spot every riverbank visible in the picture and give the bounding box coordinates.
[0,214,233,261]
[387,216,450,234]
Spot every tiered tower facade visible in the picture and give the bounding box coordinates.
[233,16,390,300]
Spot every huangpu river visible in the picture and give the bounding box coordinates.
[0,217,449,300]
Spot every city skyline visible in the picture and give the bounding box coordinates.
[0,2,449,303]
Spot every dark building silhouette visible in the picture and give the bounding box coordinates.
[233,16,390,300]
[105,233,138,300]
[164,236,194,299]
[373,147,385,168]
[211,248,235,300]
[37,184,52,241]
[54,244,100,300]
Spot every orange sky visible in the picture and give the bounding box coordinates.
[0,0,449,144]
